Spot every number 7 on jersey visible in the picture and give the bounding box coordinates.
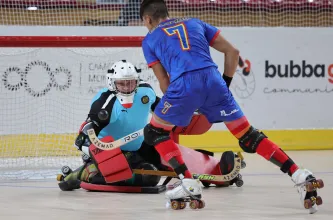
[162,23,190,51]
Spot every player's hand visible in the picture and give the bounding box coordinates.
[74,132,91,151]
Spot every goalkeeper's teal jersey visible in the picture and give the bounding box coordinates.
[90,82,156,151]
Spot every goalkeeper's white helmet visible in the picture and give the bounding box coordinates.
[106,60,140,108]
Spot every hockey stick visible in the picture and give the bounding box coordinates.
[88,129,242,182]
[87,128,143,150]
[133,156,242,182]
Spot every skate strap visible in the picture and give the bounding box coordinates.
[89,136,133,183]
[294,178,316,187]
[280,158,294,173]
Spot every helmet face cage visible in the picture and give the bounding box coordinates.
[106,60,139,93]
[106,60,140,108]
[106,74,117,91]
[114,79,138,95]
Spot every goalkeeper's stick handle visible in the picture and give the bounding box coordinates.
[87,128,242,182]
[87,128,143,150]
[133,156,242,182]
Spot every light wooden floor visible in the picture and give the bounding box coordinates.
[0,151,332,220]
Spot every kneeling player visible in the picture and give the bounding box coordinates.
[57,60,243,193]
[58,60,163,191]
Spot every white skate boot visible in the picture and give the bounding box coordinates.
[165,178,205,210]
[291,168,324,214]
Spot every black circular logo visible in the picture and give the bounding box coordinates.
[2,60,72,97]
[141,95,149,104]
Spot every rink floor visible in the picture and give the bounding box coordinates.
[0,151,332,220]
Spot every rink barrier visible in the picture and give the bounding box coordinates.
[1,129,332,157]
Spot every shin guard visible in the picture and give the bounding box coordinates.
[155,139,192,179]
[256,138,298,176]
[89,136,133,183]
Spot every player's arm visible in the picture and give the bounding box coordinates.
[202,19,239,87]
[211,34,239,79]
[151,63,170,94]
[75,91,117,153]
[142,39,170,94]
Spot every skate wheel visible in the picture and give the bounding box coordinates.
[241,160,246,169]
[189,200,199,209]
[56,174,64,181]
[61,166,72,175]
[316,196,323,206]
[304,199,313,209]
[198,200,205,209]
[316,179,324,189]
[306,179,324,192]
[235,179,244,187]
[171,201,180,210]
[306,182,314,192]
[180,202,186,209]
[82,154,90,163]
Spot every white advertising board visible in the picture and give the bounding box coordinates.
[0,27,332,135]
[212,28,333,130]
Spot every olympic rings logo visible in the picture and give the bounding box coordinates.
[2,60,72,97]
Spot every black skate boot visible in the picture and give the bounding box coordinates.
[57,162,99,191]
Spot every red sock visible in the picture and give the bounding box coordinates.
[155,139,192,178]
[256,138,298,176]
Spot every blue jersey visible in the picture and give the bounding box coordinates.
[142,18,220,82]
[90,82,156,151]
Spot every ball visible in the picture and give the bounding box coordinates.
[98,110,109,121]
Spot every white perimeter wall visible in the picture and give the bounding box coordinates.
[0,26,332,134]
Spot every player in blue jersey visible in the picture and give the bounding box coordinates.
[57,60,163,191]
[140,0,324,212]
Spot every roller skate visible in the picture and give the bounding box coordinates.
[291,168,324,214]
[229,173,244,187]
[57,165,81,191]
[82,153,91,164]
[57,154,97,191]
[166,178,205,210]
[56,165,73,182]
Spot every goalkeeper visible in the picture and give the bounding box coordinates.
[57,60,241,192]
[58,60,163,191]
